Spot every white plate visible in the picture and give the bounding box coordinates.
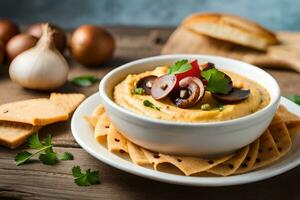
[71,93,300,186]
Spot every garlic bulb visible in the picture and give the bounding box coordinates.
[9,24,69,90]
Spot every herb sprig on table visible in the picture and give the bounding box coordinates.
[15,133,100,187]
[287,95,300,105]
[15,133,73,165]
[72,166,101,186]
[70,75,99,87]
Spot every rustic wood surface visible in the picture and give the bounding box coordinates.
[0,26,299,200]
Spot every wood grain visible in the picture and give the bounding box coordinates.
[0,26,299,200]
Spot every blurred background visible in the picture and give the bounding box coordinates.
[0,0,298,30]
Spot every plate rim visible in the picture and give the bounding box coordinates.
[71,92,300,186]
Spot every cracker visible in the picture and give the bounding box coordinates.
[207,146,249,176]
[141,149,168,169]
[95,113,111,143]
[287,123,300,140]
[252,130,280,170]
[269,115,292,156]
[235,139,260,174]
[0,121,40,149]
[277,105,300,123]
[0,98,68,126]
[277,105,300,139]
[92,104,105,117]
[127,141,151,165]
[107,125,128,153]
[84,115,99,128]
[159,153,233,176]
[50,93,85,115]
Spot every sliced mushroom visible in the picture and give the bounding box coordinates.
[151,74,177,100]
[225,74,233,93]
[173,77,205,108]
[212,88,250,103]
[136,75,157,95]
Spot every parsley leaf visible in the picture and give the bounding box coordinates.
[15,133,74,166]
[27,134,44,149]
[70,75,98,87]
[287,95,300,105]
[202,68,230,94]
[143,100,160,111]
[15,151,33,166]
[72,166,101,186]
[58,152,74,160]
[168,59,192,75]
[39,151,58,165]
[131,87,145,95]
[216,102,225,112]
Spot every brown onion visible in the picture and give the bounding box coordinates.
[6,34,38,61]
[0,19,19,45]
[71,25,115,66]
[26,23,67,52]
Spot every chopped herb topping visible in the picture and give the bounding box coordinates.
[143,100,160,111]
[216,102,225,112]
[201,104,211,111]
[132,87,145,95]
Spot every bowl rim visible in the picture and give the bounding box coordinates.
[99,54,280,127]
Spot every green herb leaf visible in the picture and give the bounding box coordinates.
[143,100,160,111]
[27,133,44,149]
[216,102,225,112]
[15,151,33,166]
[15,133,74,166]
[131,87,145,95]
[202,68,230,94]
[39,151,58,165]
[58,152,74,160]
[72,166,101,186]
[70,75,98,87]
[168,59,192,75]
[287,95,300,105]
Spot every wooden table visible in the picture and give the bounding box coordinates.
[0,26,299,200]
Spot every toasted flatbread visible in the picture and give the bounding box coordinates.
[182,13,278,50]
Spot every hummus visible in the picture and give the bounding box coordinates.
[113,66,270,122]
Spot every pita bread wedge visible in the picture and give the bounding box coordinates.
[182,13,277,50]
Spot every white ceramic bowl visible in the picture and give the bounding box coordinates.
[99,55,280,156]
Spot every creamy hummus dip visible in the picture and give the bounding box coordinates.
[113,66,270,122]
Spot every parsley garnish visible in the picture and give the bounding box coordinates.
[72,166,101,186]
[15,133,74,166]
[287,95,300,105]
[202,68,230,94]
[131,87,145,95]
[70,75,98,87]
[216,102,225,112]
[168,59,192,75]
[143,100,160,111]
